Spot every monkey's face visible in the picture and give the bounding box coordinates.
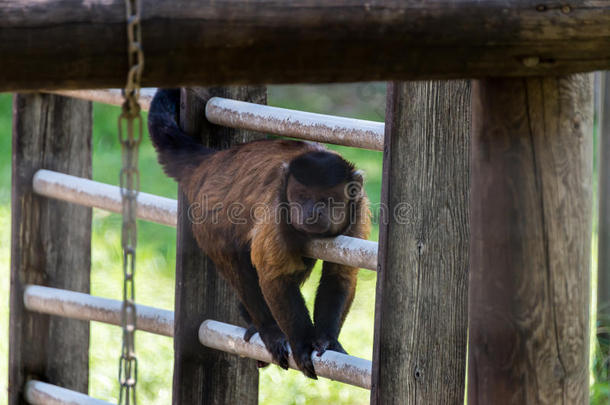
[285,175,359,236]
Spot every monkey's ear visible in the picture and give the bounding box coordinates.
[352,170,364,186]
[347,170,364,199]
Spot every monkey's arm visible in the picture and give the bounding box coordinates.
[313,263,358,354]
[314,196,371,353]
[229,257,292,370]
[258,271,319,379]
[251,221,320,379]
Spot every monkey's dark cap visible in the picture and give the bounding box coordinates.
[289,151,355,188]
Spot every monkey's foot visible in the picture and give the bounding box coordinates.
[242,325,271,368]
[243,324,258,342]
[258,325,290,370]
[291,341,317,380]
[313,336,347,357]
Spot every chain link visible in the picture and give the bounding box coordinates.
[118,0,143,404]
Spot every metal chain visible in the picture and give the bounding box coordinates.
[118,0,144,403]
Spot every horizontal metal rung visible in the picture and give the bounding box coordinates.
[33,169,177,226]
[199,319,372,390]
[45,90,384,150]
[33,169,378,270]
[25,380,113,405]
[205,97,384,151]
[24,285,174,337]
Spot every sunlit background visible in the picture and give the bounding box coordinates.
[0,82,607,404]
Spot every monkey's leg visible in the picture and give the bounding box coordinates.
[232,262,291,370]
[313,262,358,356]
[259,272,319,379]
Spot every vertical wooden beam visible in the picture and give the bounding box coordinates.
[172,86,265,405]
[371,81,470,405]
[598,71,610,353]
[468,76,593,404]
[9,94,92,404]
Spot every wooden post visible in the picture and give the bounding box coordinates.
[598,71,610,354]
[172,87,265,405]
[468,76,593,404]
[9,94,92,404]
[371,81,470,404]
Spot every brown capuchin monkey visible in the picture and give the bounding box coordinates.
[148,89,370,379]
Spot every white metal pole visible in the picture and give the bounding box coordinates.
[25,381,113,405]
[33,169,377,270]
[199,320,372,389]
[24,285,174,337]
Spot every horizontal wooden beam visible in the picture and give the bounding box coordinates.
[24,285,174,337]
[33,170,378,270]
[3,0,610,91]
[25,381,112,405]
[199,320,372,389]
[48,89,155,112]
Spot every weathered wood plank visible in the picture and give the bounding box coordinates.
[9,94,92,404]
[598,71,610,355]
[172,87,265,405]
[371,81,470,404]
[2,1,610,91]
[468,76,593,404]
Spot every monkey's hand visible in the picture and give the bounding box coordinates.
[313,334,347,357]
[258,324,290,370]
[290,340,318,380]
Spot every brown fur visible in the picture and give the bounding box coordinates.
[149,89,372,377]
[181,139,370,286]
[175,137,371,377]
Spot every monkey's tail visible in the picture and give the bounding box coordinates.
[147,89,214,182]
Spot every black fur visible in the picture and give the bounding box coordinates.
[288,151,355,188]
[147,89,213,181]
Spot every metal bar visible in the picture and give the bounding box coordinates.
[24,285,174,337]
[44,90,383,150]
[199,320,372,389]
[46,89,155,111]
[205,97,384,150]
[33,169,378,270]
[304,235,377,271]
[33,169,177,227]
[25,380,113,405]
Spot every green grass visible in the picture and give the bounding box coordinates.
[0,83,608,404]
